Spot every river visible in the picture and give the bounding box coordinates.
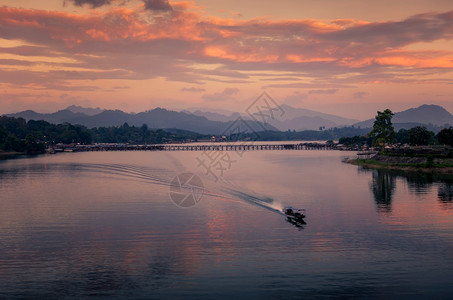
[0,150,452,299]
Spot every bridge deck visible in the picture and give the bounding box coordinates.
[65,143,335,152]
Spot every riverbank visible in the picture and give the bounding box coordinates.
[347,154,453,175]
[0,151,26,158]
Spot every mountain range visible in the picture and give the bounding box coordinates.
[187,104,358,131]
[5,104,453,135]
[7,107,276,135]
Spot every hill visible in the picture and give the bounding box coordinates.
[354,104,453,131]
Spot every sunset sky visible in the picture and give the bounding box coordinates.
[1,0,453,119]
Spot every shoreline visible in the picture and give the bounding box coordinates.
[347,154,453,175]
[0,151,26,157]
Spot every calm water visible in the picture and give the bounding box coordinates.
[0,151,452,299]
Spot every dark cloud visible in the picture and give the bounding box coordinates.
[68,0,111,8]
[325,11,453,49]
[143,0,173,11]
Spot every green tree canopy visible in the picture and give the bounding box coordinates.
[407,126,434,146]
[369,109,396,147]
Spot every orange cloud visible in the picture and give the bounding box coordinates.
[204,46,279,63]
[286,54,336,63]
[376,50,453,68]
[1,4,453,94]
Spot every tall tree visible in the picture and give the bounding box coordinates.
[369,109,396,147]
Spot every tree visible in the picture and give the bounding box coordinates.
[438,127,453,146]
[369,109,396,147]
[396,129,409,144]
[61,130,79,144]
[25,134,45,153]
[338,135,370,147]
[0,126,6,145]
[408,126,434,146]
[3,134,25,152]
[140,123,150,143]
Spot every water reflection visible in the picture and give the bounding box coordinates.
[285,217,306,230]
[371,170,396,213]
[438,182,453,209]
[404,172,435,195]
[367,168,453,212]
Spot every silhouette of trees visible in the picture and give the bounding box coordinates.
[0,116,205,153]
[438,127,453,146]
[338,135,372,147]
[407,126,435,145]
[0,117,92,153]
[396,129,409,144]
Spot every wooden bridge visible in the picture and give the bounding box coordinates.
[61,142,336,152]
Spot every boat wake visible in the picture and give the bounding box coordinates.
[40,162,305,227]
[221,188,284,214]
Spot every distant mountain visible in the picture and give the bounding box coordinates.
[66,105,104,116]
[266,105,358,130]
[354,104,453,130]
[268,116,338,131]
[186,110,241,122]
[278,105,358,124]
[7,107,277,135]
[8,109,89,124]
[186,104,358,131]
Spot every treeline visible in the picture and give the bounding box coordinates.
[0,116,207,154]
[0,117,93,153]
[90,123,207,144]
[339,126,453,147]
[341,109,453,148]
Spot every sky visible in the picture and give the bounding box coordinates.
[0,0,453,119]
